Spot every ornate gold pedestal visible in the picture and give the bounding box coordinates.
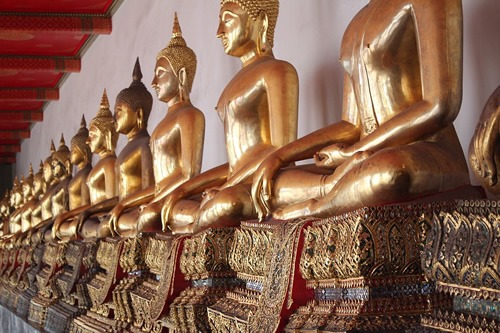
[44,240,98,333]
[3,246,33,311]
[127,233,186,333]
[165,227,238,333]
[16,243,45,320]
[207,219,309,333]
[421,199,500,333]
[72,237,127,333]
[28,242,67,329]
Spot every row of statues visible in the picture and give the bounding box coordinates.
[1,0,498,246]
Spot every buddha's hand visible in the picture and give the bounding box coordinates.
[470,108,500,186]
[252,155,284,221]
[76,210,90,234]
[108,204,123,236]
[314,143,351,169]
[52,215,63,240]
[161,189,186,232]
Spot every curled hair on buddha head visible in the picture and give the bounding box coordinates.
[220,0,279,47]
[52,134,71,175]
[90,89,118,154]
[71,115,92,164]
[44,140,56,166]
[156,12,197,94]
[23,163,34,191]
[116,58,153,126]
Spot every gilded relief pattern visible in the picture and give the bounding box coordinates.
[299,203,446,284]
[422,200,500,292]
[208,219,308,333]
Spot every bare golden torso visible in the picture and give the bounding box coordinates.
[116,132,153,200]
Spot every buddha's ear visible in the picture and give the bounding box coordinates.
[137,108,145,129]
[178,67,187,88]
[65,159,72,175]
[258,11,269,52]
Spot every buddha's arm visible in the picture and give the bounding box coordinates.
[52,204,91,239]
[142,148,155,189]
[161,164,228,226]
[337,0,463,159]
[224,64,300,188]
[155,110,205,201]
[252,75,361,219]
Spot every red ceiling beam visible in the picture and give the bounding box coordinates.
[0,131,30,140]
[0,88,58,101]
[0,111,43,122]
[0,14,112,34]
[0,145,20,153]
[0,56,80,72]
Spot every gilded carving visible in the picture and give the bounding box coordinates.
[422,200,500,292]
[299,203,446,284]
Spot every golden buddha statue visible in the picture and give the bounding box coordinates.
[78,58,154,238]
[108,13,205,237]
[161,0,299,234]
[50,135,73,216]
[30,161,46,227]
[469,86,500,195]
[38,141,58,222]
[76,90,119,239]
[251,0,470,220]
[52,116,93,241]
[8,177,23,234]
[20,164,35,232]
[28,136,73,242]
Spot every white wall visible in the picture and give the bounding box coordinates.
[16,0,500,187]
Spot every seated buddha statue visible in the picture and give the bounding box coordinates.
[469,85,500,195]
[251,0,470,220]
[75,90,119,239]
[52,116,93,241]
[29,161,46,227]
[161,0,299,234]
[20,164,35,232]
[37,141,59,224]
[29,136,73,242]
[108,13,205,237]
[7,177,23,234]
[78,60,154,238]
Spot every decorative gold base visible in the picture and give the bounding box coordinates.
[207,219,310,333]
[421,308,499,333]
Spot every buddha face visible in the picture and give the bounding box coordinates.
[33,178,43,196]
[87,124,105,154]
[51,159,64,179]
[43,161,53,183]
[151,57,180,103]
[217,2,257,57]
[114,100,138,134]
[70,145,84,166]
[22,182,32,199]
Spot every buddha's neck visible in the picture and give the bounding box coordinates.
[168,99,192,113]
[240,49,274,67]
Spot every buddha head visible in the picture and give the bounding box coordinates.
[10,177,22,209]
[153,13,197,103]
[33,160,45,197]
[71,115,92,168]
[217,0,279,57]
[52,134,72,179]
[43,140,56,184]
[22,164,34,202]
[115,58,153,135]
[88,89,118,156]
